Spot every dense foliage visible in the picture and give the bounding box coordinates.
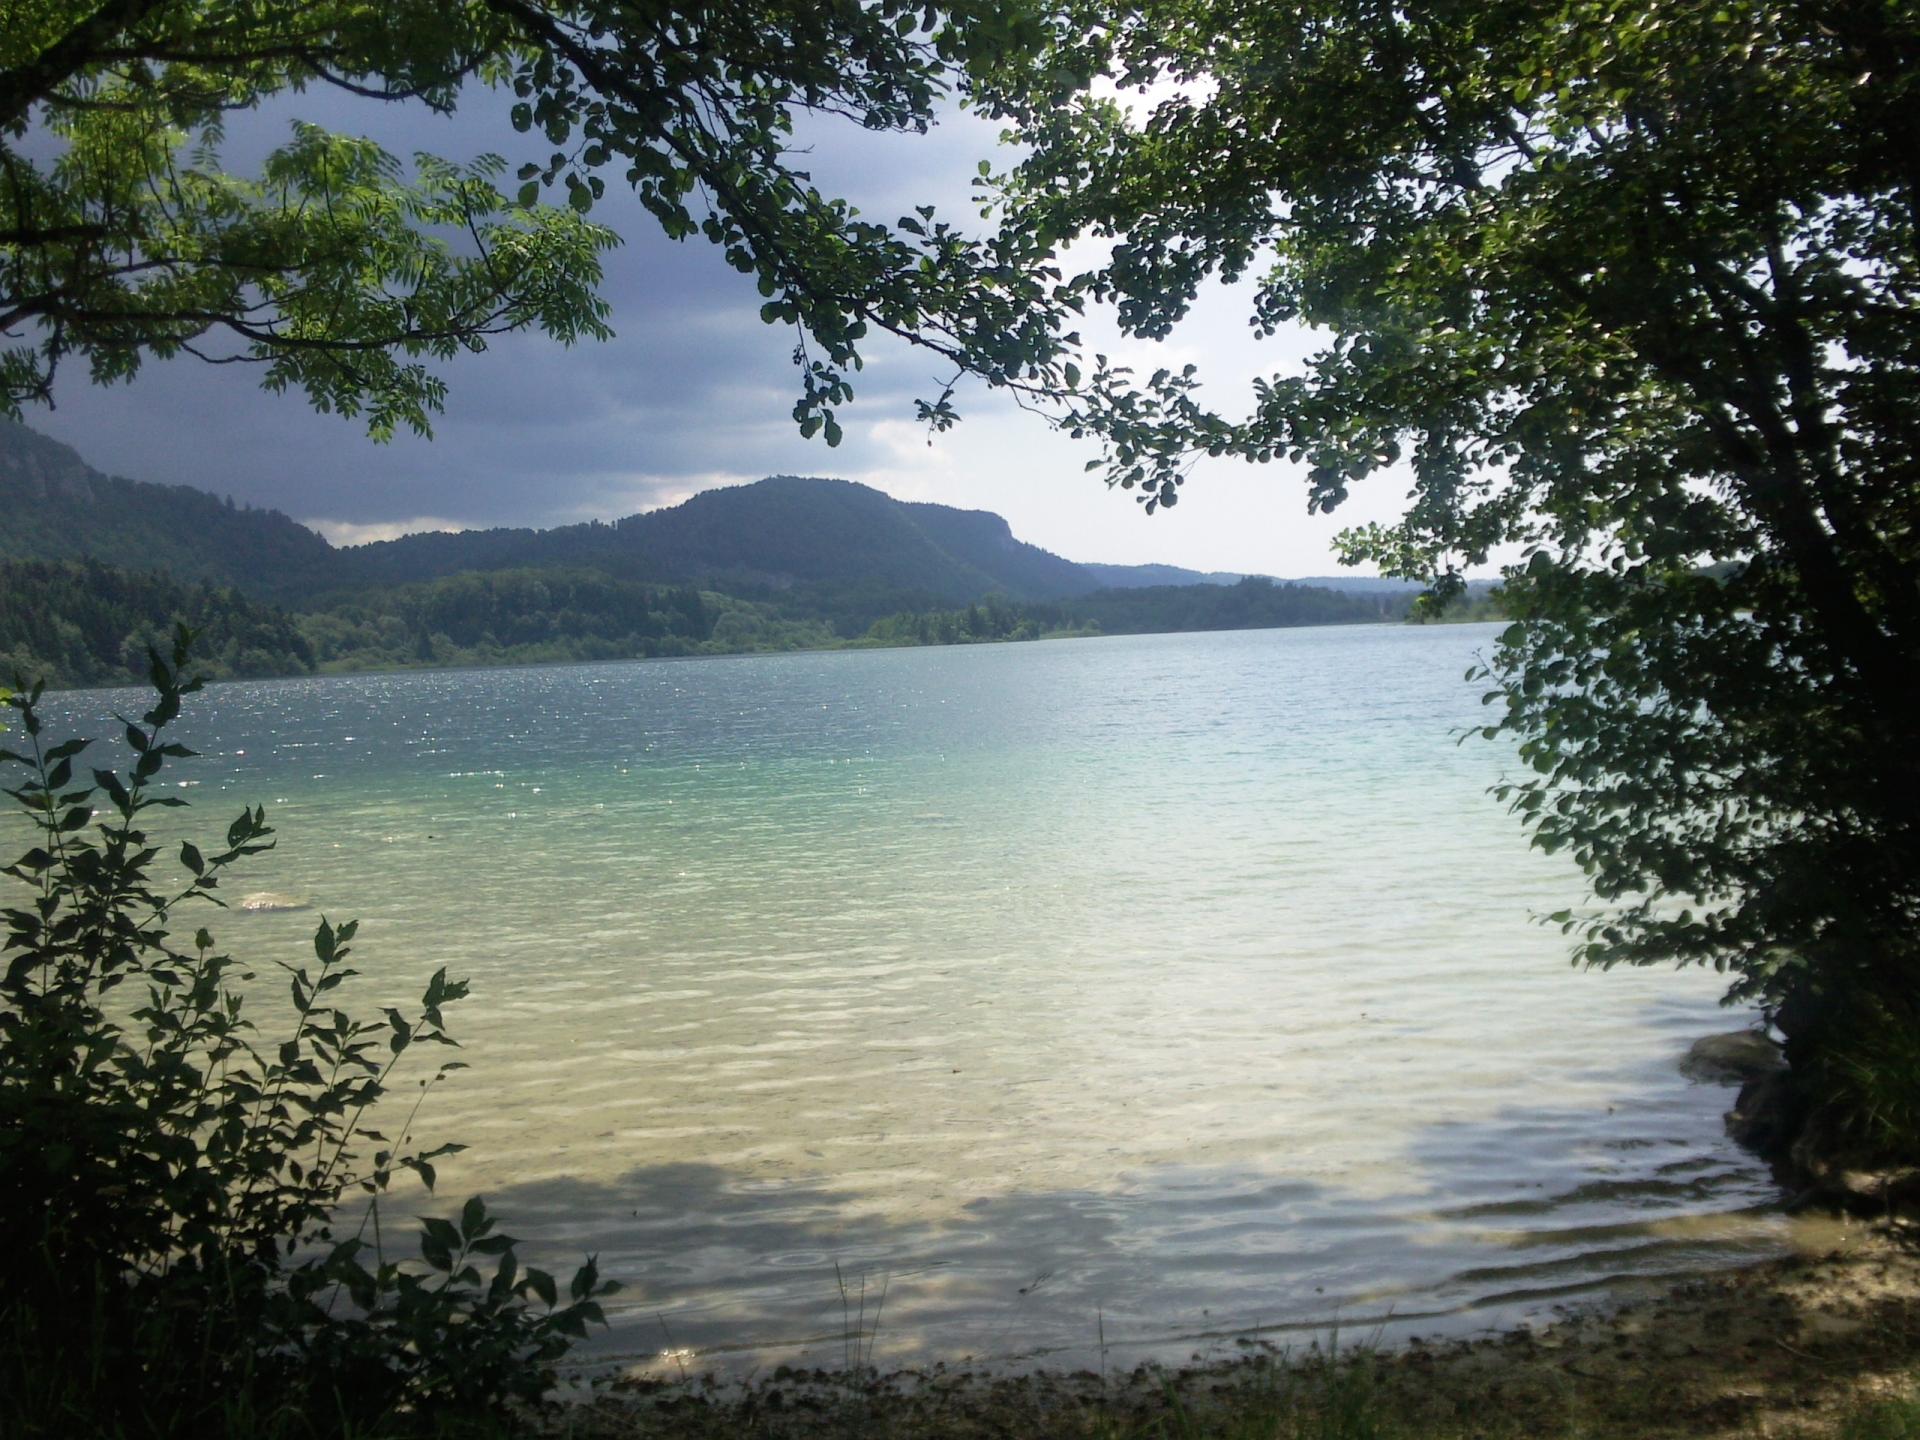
[0,558,317,686]
[1068,576,1410,635]
[304,569,710,664]
[0,637,616,1437]
[865,576,1413,644]
[1,3,616,435]
[1,0,1090,444]
[955,0,1920,1152]
[300,568,840,669]
[863,593,1085,645]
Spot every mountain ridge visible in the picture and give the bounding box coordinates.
[0,420,338,602]
[1,421,1106,606]
[0,420,1452,687]
[0,419,1437,611]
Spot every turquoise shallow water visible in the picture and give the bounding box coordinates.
[37,624,1789,1374]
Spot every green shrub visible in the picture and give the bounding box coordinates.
[1819,994,1920,1167]
[0,632,617,1439]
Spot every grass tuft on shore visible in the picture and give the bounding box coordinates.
[1844,1390,1920,1440]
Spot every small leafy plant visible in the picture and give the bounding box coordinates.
[1816,993,1920,1170]
[0,630,617,1439]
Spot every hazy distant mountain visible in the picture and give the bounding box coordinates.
[0,419,336,602]
[1078,565,1465,597]
[1078,562,1249,589]
[1082,570,1456,598]
[1288,574,1428,595]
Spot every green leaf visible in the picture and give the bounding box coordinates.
[93,771,131,808]
[421,1216,461,1266]
[570,1255,601,1302]
[525,1268,558,1307]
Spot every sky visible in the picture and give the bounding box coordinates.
[23,83,1420,578]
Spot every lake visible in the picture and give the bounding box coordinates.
[36,622,1792,1375]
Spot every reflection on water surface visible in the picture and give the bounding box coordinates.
[43,624,1791,1373]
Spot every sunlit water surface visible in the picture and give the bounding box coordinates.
[40,625,1797,1375]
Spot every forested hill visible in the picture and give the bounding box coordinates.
[1,421,1436,617]
[0,420,337,602]
[1,421,1439,687]
[1077,562,1251,588]
[329,476,1095,603]
[3,421,1096,605]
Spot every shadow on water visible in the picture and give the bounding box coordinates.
[470,1062,1790,1379]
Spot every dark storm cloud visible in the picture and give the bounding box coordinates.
[26,81,1007,532]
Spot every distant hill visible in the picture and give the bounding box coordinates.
[0,420,1459,651]
[2,424,1104,610]
[1078,562,1249,589]
[0,422,1453,684]
[1077,566,1486,598]
[1289,574,1428,595]
[330,476,1096,608]
[0,419,338,603]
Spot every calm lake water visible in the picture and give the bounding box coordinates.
[39,624,1792,1374]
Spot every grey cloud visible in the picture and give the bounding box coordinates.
[25,80,1006,531]
[36,82,1362,568]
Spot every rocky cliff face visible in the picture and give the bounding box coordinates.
[0,420,98,503]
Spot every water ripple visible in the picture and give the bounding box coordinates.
[40,625,1793,1375]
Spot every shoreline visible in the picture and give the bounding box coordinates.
[563,1218,1920,1438]
[23,615,1436,696]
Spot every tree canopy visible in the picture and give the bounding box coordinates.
[0,0,1077,439]
[970,0,1920,1144]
